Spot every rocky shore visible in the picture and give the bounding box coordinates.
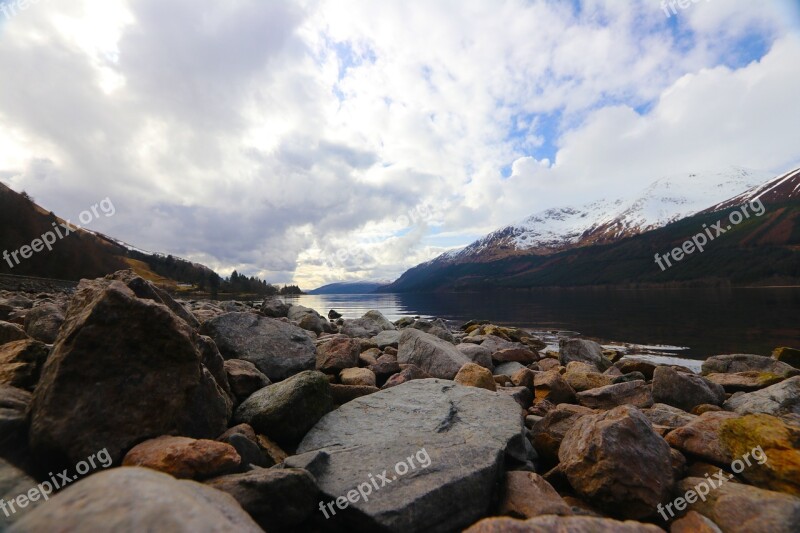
[1,270,799,532]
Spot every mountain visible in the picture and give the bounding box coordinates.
[384,167,800,292]
[0,182,215,287]
[308,280,391,294]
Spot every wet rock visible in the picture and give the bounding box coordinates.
[499,471,572,519]
[7,467,262,532]
[316,337,360,373]
[340,367,377,387]
[772,347,800,369]
[723,376,800,417]
[287,379,535,533]
[559,339,612,371]
[701,354,797,377]
[457,343,494,370]
[530,404,594,463]
[653,366,726,411]
[22,303,64,344]
[576,380,654,410]
[122,436,241,480]
[534,370,577,405]
[205,467,318,531]
[234,370,333,447]
[0,339,49,390]
[200,312,316,381]
[559,405,674,519]
[224,359,271,403]
[455,362,497,391]
[341,310,396,338]
[397,329,471,379]
[0,321,29,346]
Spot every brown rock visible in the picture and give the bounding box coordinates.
[455,362,497,391]
[534,370,576,405]
[493,348,539,365]
[464,515,664,532]
[316,337,360,373]
[339,367,377,387]
[670,511,723,533]
[0,339,49,390]
[576,380,653,410]
[615,359,658,380]
[499,471,572,519]
[382,364,431,389]
[330,383,380,404]
[122,436,241,480]
[665,411,740,465]
[224,359,270,402]
[0,321,29,346]
[510,367,536,389]
[537,358,561,372]
[531,404,594,463]
[564,369,613,392]
[704,371,786,393]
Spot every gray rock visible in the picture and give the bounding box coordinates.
[341,310,396,338]
[480,335,526,353]
[200,312,316,381]
[397,329,471,379]
[493,361,526,376]
[106,270,200,328]
[0,321,29,346]
[288,305,332,335]
[652,366,726,411]
[1,458,41,529]
[642,403,697,429]
[286,379,535,533]
[723,376,800,417]
[260,298,290,318]
[234,370,333,446]
[456,343,494,370]
[464,515,664,532]
[702,354,798,377]
[576,380,653,410]
[23,303,64,344]
[372,330,402,349]
[0,385,31,465]
[7,467,262,533]
[559,339,612,371]
[223,359,271,403]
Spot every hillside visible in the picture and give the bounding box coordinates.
[308,280,390,294]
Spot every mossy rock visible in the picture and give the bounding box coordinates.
[773,347,800,370]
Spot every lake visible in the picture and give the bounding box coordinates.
[283,288,800,360]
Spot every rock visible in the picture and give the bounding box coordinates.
[530,404,595,463]
[665,411,740,465]
[316,337,360,373]
[330,383,380,404]
[576,380,654,410]
[613,371,646,384]
[106,270,200,328]
[372,330,402,349]
[200,312,316,381]
[196,335,233,401]
[218,430,270,468]
[723,376,800,417]
[234,370,333,446]
[341,310,396,338]
[534,370,577,405]
[410,318,455,342]
[511,368,536,389]
[464,515,664,532]
[495,361,527,376]
[122,436,241,480]
[615,359,658,380]
[693,404,723,415]
[701,354,797,377]
[289,305,332,335]
[453,362,496,391]
[22,303,64,344]
[498,386,535,409]
[559,339,612,371]
[328,309,342,319]
[359,348,380,366]
[772,347,800,369]
[718,413,800,496]
[642,403,697,430]
[481,335,527,354]
[0,339,49,390]
[397,328,471,379]
[286,379,536,533]
[0,385,30,464]
[705,371,786,392]
[7,467,262,532]
[369,357,402,381]
[457,343,494,370]
[499,471,572,519]
[1,458,41,529]
[536,358,561,372]
[673,476,800,533]
[493,348,539,365]
[559,405,674,519]
[340,367,377,387]
[224,359,271,402]
[382,364,431,389]
[670,511,723,533]
[29,280,230,467]
[564,369,613,392]
[0,321,29,346]
[261,298,290,318]
[205,468,318,531]
[652,366,726,411]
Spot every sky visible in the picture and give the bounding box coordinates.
[0,0,799,289]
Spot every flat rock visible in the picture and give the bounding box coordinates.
[397,329,471,379]
[494,361,527,377]
[372,330,402,348]
[286,379,535,533]
[723,376,800,417]
[576,380,653,410]
[493,348,538,365]
[701,353,798,377]
[705,371,786,392]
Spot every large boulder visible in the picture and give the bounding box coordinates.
[0,339,49,390]
[105,270,200,328]
[652,366,726,411]
[397,329,471,379]
[723,376,800,417]
[285,379,535,533]
[7,467,262,532]
[234,370,333,446]
[23,303,64,344]
[200,312,316,381]
[559,405,674,519]
[341,310,396,338]
[28,279,230,467]
[559,339,612,371]
[701,354,797,377]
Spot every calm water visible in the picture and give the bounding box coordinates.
[283,288,800,359]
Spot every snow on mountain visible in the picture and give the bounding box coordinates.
[433,167,771,265]
[703,167,800,213]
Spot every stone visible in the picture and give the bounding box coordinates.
[704,371,786,392]
[670,511,723,533]
[498,386,535,409]
[454,362,497,391]
[564,369,613,392]
[457,343,494,370]
[218,431,270,468]
[0,385,30,464]
[196,335,233,401]
[234,370,333,446]
[106,270,200,328]
[372,330,402,348]
[29,280,230,467]
[328,309,342,319]
[723,376,800,417]
[260,297,290,318]
[397,328,471,379]
[122,436,241,480]
[316,337,360,373]
[536,358,561,372]
[559,339,612,371]
[286,379,535,533]
[382,364,431,389]
[359,348,380,366]
[205,468,318,531]
[493,348,539,365]
[23,303,64,344]
[1,458,42,529]
[701,354,797,377]
[530,404,595,463]
[499,471,572,519]
[674,476,800,533]
[615,359,658,380]
[0,339,49,390]
[340,367,377,387]
[341,310,396,338]
[495,361,527,376]
[613,371,646,384]
[463,515,663,532]
[772,347,800,369]
[510,368,536,390]
[576,380,653,410]
[0,321,29,346]
[481,335,527,354]
[559,405,674,519]
[534,370,576,405]
[642,403,697,429]
[7,467,262,533]
[665,411,740,465]
[200,312,316,381]
[652,366,726,411]
[330,383,380,404]
[224,359,271,403]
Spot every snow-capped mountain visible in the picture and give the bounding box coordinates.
[703,167,800,213]
[432,167,770,265]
